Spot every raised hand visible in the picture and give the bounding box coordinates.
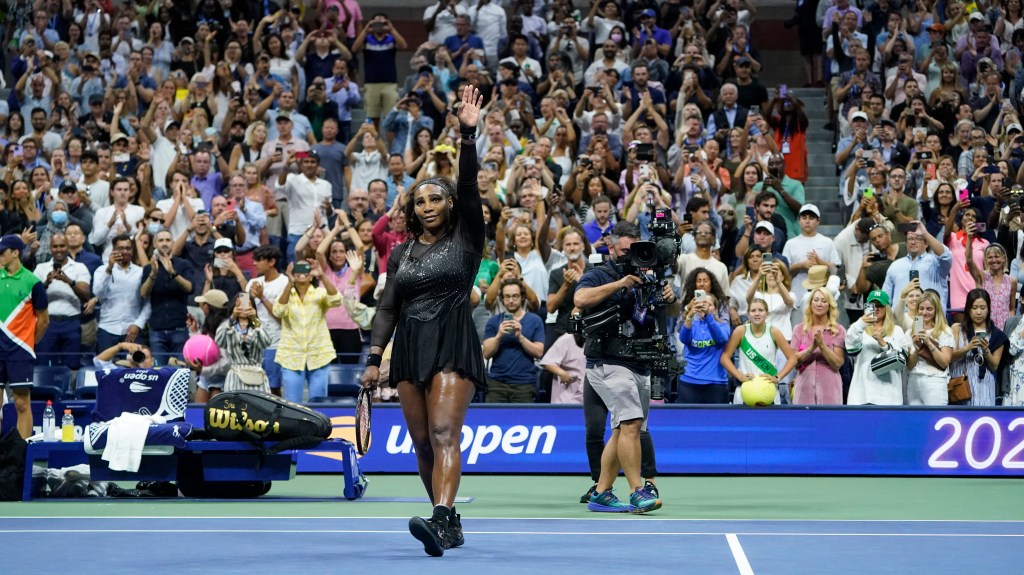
[457,86,484,128]
[346,250,363,271]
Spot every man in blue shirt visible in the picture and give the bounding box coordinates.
[583,195,615,255]
[882,221,952,310]
[482,279,545,403]
[633,9,671,58]
[381,95,434,155]
[444,14,486,70]
[384,154,415,207]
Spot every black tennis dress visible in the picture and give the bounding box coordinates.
[370,132,487,390]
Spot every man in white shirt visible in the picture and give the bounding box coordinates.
[76,150,110,210]
[782,204,842,304]
[246,245,290,395]
[92,234,151,351]
[34,233,91,369]
[835,214,895,323]
[677,220,729,293]
[156,170,206,242]
[500,34,542,85]
[470,0,506,65]
[90,177,145,262]
[424,0,468,45]
[277,150,333,264]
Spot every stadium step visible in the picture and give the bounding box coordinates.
[794,86,843,233]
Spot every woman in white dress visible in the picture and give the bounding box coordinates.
[845,290,911,405]
[906,291,955,405]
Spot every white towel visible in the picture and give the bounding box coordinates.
[101,412,165,472]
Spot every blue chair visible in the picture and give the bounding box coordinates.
[74,367,98,396]
[33,366,72,398]
[327,365,361,398]
[29,385,63,403]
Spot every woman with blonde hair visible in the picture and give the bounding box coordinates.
[229,121,270,173]
[907,291,955,405]
[791,288,846,404]
[728,247,763,325]
[892,279,924,332]
[746,257,797,339]
[846,290,911,405]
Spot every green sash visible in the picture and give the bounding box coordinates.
[739,325,778,377]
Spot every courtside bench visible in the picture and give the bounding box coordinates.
[21,437,367,501]
[9,400,367,501]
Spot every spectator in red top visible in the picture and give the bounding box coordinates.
[371,187,408,270]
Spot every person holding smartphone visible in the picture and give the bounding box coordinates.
[907,291,954,405]
[845,290,911,406]
[949,289,1007,406]
[877,166,920,244]
[965,233,1016,331]
[482,279,544,403]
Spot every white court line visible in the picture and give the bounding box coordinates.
[726,534,755,575]
[1,529,1023,537]
[5,516,1024,523]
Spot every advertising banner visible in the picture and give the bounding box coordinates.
[7,403,1024,477]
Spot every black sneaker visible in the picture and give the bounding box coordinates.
[409,516,450,557]
[644,481,660,500]
[447,511,465,548]
[580,483,598,504]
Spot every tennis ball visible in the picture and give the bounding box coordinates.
[741,377,777,407]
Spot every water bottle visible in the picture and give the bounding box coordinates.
[42,400,55,442]
[61,409,75,442]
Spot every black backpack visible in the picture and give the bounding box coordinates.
[203,391,332,454]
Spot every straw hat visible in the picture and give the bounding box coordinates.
[802,265,830,289]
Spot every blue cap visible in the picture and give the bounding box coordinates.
[0,234,25,253]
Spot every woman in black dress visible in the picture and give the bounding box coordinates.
[361,86,486,557]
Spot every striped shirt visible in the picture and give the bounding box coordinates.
[0,265,48,360]
[273,285,342,371]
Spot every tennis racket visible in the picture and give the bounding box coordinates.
[355,387,373,455]
[139,369,190,420]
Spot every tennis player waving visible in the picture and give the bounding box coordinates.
[361,86,486,557]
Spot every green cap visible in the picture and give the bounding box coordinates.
[866,290,891,307]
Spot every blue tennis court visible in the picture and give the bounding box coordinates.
[3,515,1022,574]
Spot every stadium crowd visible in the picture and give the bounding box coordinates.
[1,0,1023,411]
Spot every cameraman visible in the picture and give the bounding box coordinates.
[94,342,154,370]
[574,221,673,514]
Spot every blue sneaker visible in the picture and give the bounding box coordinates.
[630,486,662,514]
[587,489,631,513]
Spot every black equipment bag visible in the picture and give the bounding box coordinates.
[175,451,272,498]
[0,428,27,501]
[203,391,331,454]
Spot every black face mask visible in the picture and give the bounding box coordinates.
[603,49,616,59]
[230,134,243,143]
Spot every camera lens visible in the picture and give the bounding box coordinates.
[132,350,146,364]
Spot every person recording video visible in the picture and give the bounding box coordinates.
[573,220,674,514]
[93,341,154,370]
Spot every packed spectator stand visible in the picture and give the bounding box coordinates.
[0,0,1022,413]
